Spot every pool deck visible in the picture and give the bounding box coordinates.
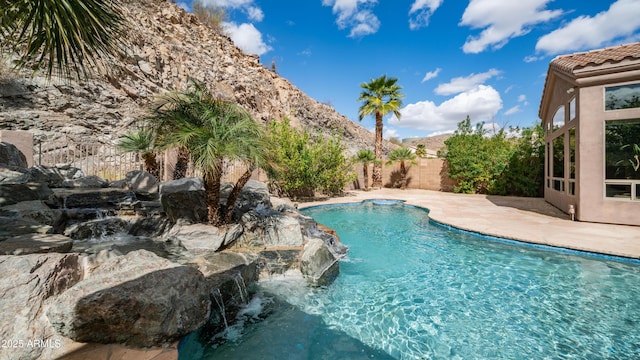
[300,189,640,260]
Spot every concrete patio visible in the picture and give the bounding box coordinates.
[301,189,640,260]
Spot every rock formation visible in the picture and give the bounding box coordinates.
[0,152,347,359]
[0,0,378,154]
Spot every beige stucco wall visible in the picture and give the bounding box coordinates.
[578,82,640,225]
[543,66,640,226]
[0,130,34,167]
[352,158,455,192]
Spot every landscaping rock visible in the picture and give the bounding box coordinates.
[160,178,207,223]
[167,223,226,254]
[236,211,304,248]
[300,238,341,286]
[61,175,109,188]
[50,188,136,209]
[0,142,27,167]
[0,166,29,183]
[0,233,73,255]
[0,216,53,240]
[0,200,64,228]
[226,180,272,220]
[0,182,52,206]
[64,217,131,240]
[47,250,211,347]
[126,170,159,195]
[0,253,82,360]
[26,165,66,187]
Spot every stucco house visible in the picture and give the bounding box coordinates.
[539,42,640,226]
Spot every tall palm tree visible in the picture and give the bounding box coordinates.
[358,75,404,189]
[0,0,126,80]
[386,147,416,190]
[117,128,160,179]
[415,143,427,158]
[149,81,264,225]
[354,149,377,190]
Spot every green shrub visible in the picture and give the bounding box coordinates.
[490,123,545,197]
[265,118,355,198]
[439,116,512,194]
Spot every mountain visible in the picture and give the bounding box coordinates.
[403,134,452,153]
[0,0,379,155]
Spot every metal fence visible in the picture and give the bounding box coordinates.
[33,138,266,183]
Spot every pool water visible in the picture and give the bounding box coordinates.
[180,201,640,359]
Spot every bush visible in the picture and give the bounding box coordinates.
[265,118,355,198]
[439,116,513,194]
[192,0,227,33]
[490,123,545,197]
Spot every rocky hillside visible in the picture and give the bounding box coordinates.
[0,0,377,154]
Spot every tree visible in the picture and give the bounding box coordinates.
[354,149,377,190]
[439,116,513,194]
[265,118,355,198]
[415,143,427,158]
[0,0,126,80]
[148,81,264,225]
[358,75,404,189]
[117,128,160,179]
[386,147,416,190]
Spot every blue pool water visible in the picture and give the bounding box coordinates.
[181,201,640,359]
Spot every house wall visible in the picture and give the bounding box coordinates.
[542,73,577,214]
[578,82,640,225]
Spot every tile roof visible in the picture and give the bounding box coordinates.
[550,42,640,74]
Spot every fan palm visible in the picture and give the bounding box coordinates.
[149,81,264,225]
[358,75,404,189]
[117,128,160,179]
[354,149,377,190]
[0,0,126,80]
[386,147,416,190]
[415,143,427,158]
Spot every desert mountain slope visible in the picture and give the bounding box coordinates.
[0,0,378,154]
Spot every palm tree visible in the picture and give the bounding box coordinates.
[386,147,416,190]
[0,0,126,80]
[149,81,264,225]
[358,75,404,189]
[415,144,427,158]
[354,149,377,190]
[117,128,160,179]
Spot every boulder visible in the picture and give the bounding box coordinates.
[126,170,159,195]
[47,250,211,347]
[64,217,131,240]
[50,188,136,209]
[61,175,109,188]
[167,223,226,254]
[0,200,64,227]
[0,233,73,255]
[25,165,66,187]
[0,166,29,184]
[0,253,82,360]
[235,211,304,248]
[0,216,53,240]
[0,182,52,206]
[300,238,341,286]
[224,180,271,221]
[0,142,27,168]
[160,178,207,223]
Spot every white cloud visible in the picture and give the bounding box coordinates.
[246,6,264,21]
[203,0,264,22]
[383,127,399,139]
[504,105,521,116]
[536,0,640,55]
[223,22,272,55]
[409,0,443,30]
[421,68,441,83]
[322,0,380,37]
[517,94,527,103]
[389,85,503,132]
[460,0,563,54]
[435,68,501,95]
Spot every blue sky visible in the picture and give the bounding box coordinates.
[178,0,640,139]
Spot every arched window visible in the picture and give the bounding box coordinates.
[552,105,565,129]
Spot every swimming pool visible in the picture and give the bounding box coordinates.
[180,200,640,359]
